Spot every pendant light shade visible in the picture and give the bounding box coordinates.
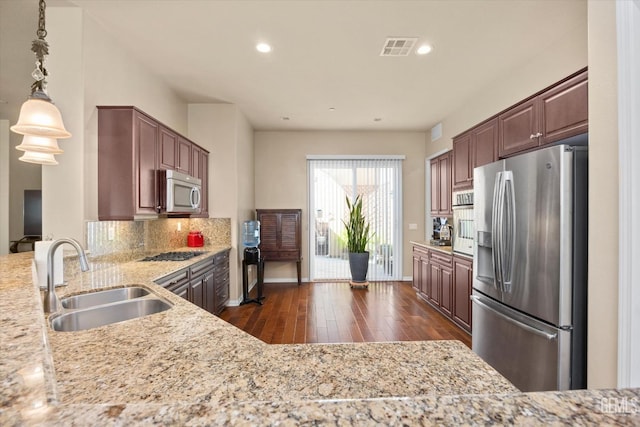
[18,150,59,165]
[10,0,71,165]
[15,134,64,154]
[11,95,71,138]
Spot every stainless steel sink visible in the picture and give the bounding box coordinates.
[61,286,150,309]
[51,298,172,332]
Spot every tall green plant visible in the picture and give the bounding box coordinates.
[343,195,372,253]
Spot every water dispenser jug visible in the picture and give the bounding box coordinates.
[242,220,260,247]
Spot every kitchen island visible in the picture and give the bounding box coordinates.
[1,250,638,425]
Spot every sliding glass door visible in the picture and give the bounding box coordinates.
[308,157,403,281]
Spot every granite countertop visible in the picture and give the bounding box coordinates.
[411,240,453,255]
[2,248,639,425]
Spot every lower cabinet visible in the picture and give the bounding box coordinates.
[452,255,473,333]
[155,249,230,316]
[412,245,471,333]
[212,249,230,315]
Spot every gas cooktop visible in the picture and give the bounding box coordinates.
[140,251,208,262]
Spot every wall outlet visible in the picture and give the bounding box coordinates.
[177,222,182,232]
[107,226,115,241]
[408,223,418,230]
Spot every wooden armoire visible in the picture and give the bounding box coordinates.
[256,209,302,285]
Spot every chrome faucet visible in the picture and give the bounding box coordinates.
[43,238,90,314]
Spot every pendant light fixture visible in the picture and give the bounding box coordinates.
[11,0,71,165]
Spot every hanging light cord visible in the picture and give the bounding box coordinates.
[30,0,50,97]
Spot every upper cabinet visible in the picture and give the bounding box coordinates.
[190,145,209,218]
[499,69,588,158]
[98,106,209,220]
[430,151,452,216]
[452,133,472,190]
[453,118,498,190]
[159,129,192,175]
[450,68,588,190]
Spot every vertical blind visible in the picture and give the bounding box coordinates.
[307,157,403,281]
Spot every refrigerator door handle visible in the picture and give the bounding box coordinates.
[491,172,503,292]
[502,171,516,292]
[471,295,558,341]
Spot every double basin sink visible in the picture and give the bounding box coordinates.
[50,286,172,332]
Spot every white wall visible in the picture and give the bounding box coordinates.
[425,2,588,157]
[587,0,619,389]
[188,104,255,303]
[43,6,188,243]
[254,131,426,281]
[42,7,84,242]
[0,0,42,244]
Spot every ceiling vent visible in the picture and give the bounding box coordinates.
[380,37,418,56]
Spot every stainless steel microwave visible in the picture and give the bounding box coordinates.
[165,170,202,214]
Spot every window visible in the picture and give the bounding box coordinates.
[307,156,403,281]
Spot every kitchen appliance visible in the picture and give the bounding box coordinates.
[452,190,474,256]
[165,170,202,214]
[472,143,588,392]
[187,231,204,247]
[140,251,207,262]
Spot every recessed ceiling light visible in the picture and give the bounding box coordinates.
[281,116,290,121]
[329,107,336,111]
[373,118,382,122]
[256,43,272,53]
[416,44,433,55]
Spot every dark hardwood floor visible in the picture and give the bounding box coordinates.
[220,281,471,348]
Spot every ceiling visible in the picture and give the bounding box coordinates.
[1,0,586,131]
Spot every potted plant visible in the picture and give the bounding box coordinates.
[343,195,373,285]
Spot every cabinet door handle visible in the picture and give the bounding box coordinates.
[529,134,537,140]
[535,132,542,138]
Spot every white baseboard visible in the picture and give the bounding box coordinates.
[263,277,309,283]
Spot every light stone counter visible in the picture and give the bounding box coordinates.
[2,249,639,426]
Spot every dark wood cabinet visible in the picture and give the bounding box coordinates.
[156,250,229,316]
[453,118,498,190]
[190,146,209,218]
[473,118,498,169]
[429,250,452,316]
[430,158,439,215]
[453,255,473,332]
[452,134,472,190]
[212,249,230,315]
[159,126,178,170]
[412,245,430,296]
[189,275,205,308]
[412,245,466,333]
[98,107,160,219]
[498,99,539,157]
[98,106,209,220]
[539,70,588,145]
[438,154,452,216]
[428,263,441,306]
[412,250,422,292]
[257,209,302,285]
[177,137,192,174]
[440,266,453,317]
[499,68,588,158]
[430,151,452,216]
[159,130,193,175]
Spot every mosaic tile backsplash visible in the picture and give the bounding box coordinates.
[86,218,231,257]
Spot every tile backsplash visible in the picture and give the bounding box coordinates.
[86,218,231,257]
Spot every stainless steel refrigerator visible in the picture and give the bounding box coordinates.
[472,143,588,392]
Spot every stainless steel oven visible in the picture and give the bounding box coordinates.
[452,190,474,256]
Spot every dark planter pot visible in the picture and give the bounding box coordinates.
[348,251,370,283]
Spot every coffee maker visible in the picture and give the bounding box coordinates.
[431,217,452,246]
